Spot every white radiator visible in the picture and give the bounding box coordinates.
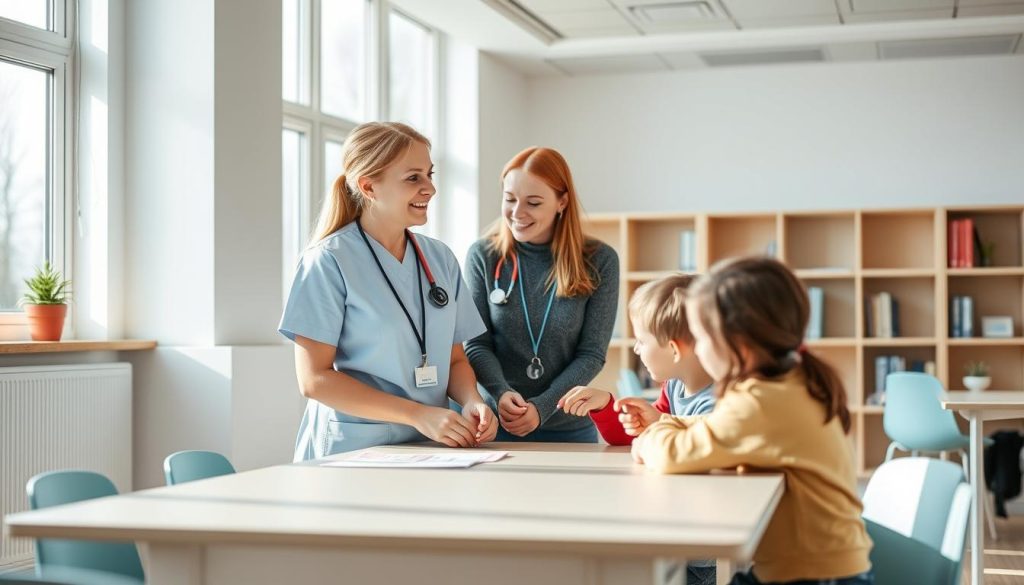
[0,363,133,570]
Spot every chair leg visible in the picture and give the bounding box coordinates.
[986,491,998,540]
[885,442,898,462]
[958,449,969,480]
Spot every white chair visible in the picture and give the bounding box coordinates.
[862,457,971,585]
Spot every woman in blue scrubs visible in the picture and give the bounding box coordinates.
[280,122,498,460]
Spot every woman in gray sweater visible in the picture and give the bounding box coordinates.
[465,147,619,442]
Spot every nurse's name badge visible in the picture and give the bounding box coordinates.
[415,364,438,388]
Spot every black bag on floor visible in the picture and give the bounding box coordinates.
[984,430,1023,518]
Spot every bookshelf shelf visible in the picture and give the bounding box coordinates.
[625,270,690,282]
[805,338,858,347]
[583,205,1024,475]
[947,337,1024,347]
[946,267,1024,277]
[862,337,937,347]
[794,269,856,279]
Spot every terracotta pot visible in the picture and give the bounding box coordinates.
[24,304,67,341]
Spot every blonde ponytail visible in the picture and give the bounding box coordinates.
[309,122,431,246]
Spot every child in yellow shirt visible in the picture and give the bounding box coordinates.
[632,257,873,585]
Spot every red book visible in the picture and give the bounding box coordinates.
[949,219,961,268]
[963,218,975,268]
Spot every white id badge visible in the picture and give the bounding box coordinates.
[414,365,438,388]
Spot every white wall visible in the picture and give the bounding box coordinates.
[523,55,1024,214]
[477,54,528,236]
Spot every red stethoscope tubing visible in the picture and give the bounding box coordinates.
[494,252,519,285]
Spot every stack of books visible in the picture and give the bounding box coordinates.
[950,295,975,337]
[874,355,936,393]
[865,292,900,338]
[678,229,697,271]
[948,218,981,268]
[806,286,824,340]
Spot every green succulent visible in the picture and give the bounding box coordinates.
[19,261,71,305]
[964,361,989,377]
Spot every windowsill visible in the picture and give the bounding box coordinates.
[0,340,158,355]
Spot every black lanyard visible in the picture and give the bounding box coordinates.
[356,219,428,367]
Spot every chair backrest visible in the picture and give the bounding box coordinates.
[163,450,236,486]
[617,369,643,398]
[862,457,970,585]
[26,471,144,581]
[883,372,965,451]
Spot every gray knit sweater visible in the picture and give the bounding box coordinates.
[464,238,619,432]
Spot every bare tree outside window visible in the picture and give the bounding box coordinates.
[0,60,47,310]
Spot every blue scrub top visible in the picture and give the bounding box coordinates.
[279,222,486,461]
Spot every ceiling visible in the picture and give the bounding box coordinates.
[391,0,1024,75]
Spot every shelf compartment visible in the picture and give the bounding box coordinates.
[627,217,698,273]
[811,345,859,405]
[863,277,937,338]
[861,210,937,270]
[582,217,624,259]
[784,212,856,271]
[625,271,695,282]
[947,274,1023,339]
[863,345,937,398]
[707,214,779,266]
[802,278,857,339]
[863,414,893,471]
[947,346,1024,391]
[947,208,1023,269]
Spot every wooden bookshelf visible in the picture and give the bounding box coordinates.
[583,205,1024,475]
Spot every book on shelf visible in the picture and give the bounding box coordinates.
[873,354,933,392]
[806,286,824,340]
[678,229,697,271]
[865,292,899,338]
[948,218,981,268]
[950,295,975,338]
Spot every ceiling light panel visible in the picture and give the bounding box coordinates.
[878,34,1020,59]
[699,47,826,66]
[724,0,839,19]
[547,53,670,75]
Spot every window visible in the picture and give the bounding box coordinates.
[281,0,440,288]
[0,1,73,319]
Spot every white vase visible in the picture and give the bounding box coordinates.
[963,376,991,392]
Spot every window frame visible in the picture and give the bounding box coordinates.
[0,1,75,329]
[282,0,442,260]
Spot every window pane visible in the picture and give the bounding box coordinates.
[282,0,309,104]
[0,60,48,310]
[324,139,344,204]
[0,0,48,30]
[321,0,366,121]
[388,11,432,134]
[282,128,307,299]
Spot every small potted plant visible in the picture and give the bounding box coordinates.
[19,261,71,341]
[963,361,991,392]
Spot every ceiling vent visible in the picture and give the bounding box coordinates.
[699,47,826,67]
[480,0,563,45]
[629,1,716,25]
[878,35,1021,60]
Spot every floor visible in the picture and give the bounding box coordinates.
[967,514,1024,584]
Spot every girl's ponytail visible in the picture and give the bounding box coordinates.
[800,349,851,433]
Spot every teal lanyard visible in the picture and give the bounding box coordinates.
[517,252,556,379]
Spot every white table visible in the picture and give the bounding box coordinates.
[5,442,784,585]
[940,391,1024,585]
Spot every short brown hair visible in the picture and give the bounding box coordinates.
[628,274,695,346]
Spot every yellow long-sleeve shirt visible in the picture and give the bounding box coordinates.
[633,369,872,583]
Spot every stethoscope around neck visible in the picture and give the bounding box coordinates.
[489,253,520,305]
[355,219,449,308]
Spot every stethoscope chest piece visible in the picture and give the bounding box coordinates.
[489,288,509,305]
[429,285,449,308]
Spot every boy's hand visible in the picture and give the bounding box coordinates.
[614,397,661,436]
[630,440,646,465]
[462,400,499,444]
[557,386,612,416]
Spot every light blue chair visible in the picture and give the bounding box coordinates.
[163,450,236,486]
[26,471,144,584]
[882,371,996,537]
[862,457,971,585]
[616,369,643,398]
